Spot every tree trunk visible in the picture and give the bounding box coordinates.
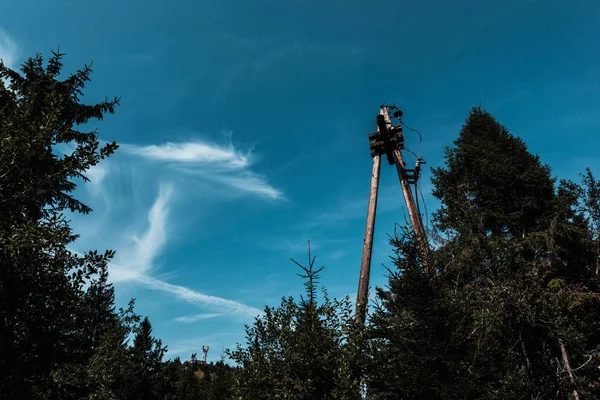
[558,338,580,400]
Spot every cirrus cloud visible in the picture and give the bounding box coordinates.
[0,28,18,69]
[122,135,283,201]
[109,182,262,320]
[124,140,251,170]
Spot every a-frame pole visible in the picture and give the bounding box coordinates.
[355,106,430,326]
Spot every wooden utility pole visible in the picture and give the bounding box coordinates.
[355,105,429,326]
[355,114,383,326]
[393,147,428,256]
[381,106,429,271]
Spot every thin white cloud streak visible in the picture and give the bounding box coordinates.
[297,183,435,231]
[111,183,172,281]
[125,141,251,169]
[110,182,261,320]
[327,250,347,261]
[298,197,366,230]
[211,35,364,105]
[0,28,18,91]
[132,182,172,270]
[174,313,222,323]
[139,276,262,318]
[204,170,283,200]
[0,28,17,69]
[85,163,108,197]
[122,138,284,201]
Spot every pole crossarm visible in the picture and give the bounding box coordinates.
[368,112,405,165]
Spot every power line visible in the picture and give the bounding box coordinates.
[417,180,430,231]
[400,120,424,157]
[404,145,420,159]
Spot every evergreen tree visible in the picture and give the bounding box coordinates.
[431,106,555,237]
[85,301,141,400]
[0,48,240,400]
[579,168,600,276]
[130,317,168,399]
[0,49,120,398]
[228,245,362,400]
[132,317,167,374]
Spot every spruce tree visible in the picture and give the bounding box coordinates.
[431,106,555,237]
[0,49,120,398]
[228,245,362,400]
[130,317,167,399]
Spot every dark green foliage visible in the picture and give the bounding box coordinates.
[154,356,236,400]
[366,227,471,400]
[579,168,600,276]
[129,317,168,399]
[228,245,363,400]
[0,49,120,398]
[0,49,235,400]
[431,106,555,237]
[367,107,600,399]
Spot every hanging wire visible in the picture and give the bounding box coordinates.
[389,105,429,230]
[417,180,430,230]
[400,120,424,157]
[415,181,421,215]
[387,104,424,157]
[403,145,420,159]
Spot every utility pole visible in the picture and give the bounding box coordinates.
[355,105,429,326]
[355,110,383,327]
[384,107,429,272]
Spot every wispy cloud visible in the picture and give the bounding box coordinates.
[298,186,406,231]
[327,250,347,261]
[111,183,172,281]
[200,170,283,200]
[139,276,262,318]
[298,198,366,230]
[122,136,283,201]
[0,28,17,69]
[210,34,365,105]
[110,182,261,320]
[125,140,250,169]
[174,313,222,323]
[85,163,108,197]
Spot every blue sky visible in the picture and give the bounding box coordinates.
[1,0,599,361]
